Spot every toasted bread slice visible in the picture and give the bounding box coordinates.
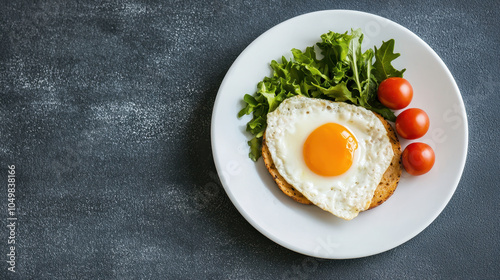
[368,114,403,209]
[262,113,402,210]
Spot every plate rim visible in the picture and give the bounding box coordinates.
[211,9,468,259]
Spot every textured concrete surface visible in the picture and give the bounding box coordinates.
[0,0,498,279]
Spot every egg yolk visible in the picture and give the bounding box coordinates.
[303,123,358,176]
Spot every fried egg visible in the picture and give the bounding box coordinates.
[265,96,393,220]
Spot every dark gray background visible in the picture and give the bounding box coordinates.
[0,0,498,279]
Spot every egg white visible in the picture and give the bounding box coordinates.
[265,96,393,220]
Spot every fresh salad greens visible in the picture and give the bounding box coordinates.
[238,29,406,161]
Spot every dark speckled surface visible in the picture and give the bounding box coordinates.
[0,0,498,279]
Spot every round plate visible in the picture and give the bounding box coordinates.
[211,10,467,259]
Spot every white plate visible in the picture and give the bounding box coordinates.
[211,10,467,259]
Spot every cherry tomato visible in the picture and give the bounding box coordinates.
[402,143,435,175]
[377,77,413,110]
[395,108,430,139]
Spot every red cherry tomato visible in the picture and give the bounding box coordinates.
[402,143,435,175]
[377,77,413,110]
[395,108,430,139]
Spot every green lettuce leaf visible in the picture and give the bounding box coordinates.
[247,137,261,162]
[238,29,404,161]
[372,39,406,83]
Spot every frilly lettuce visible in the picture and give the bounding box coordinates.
[238,29,405,161]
